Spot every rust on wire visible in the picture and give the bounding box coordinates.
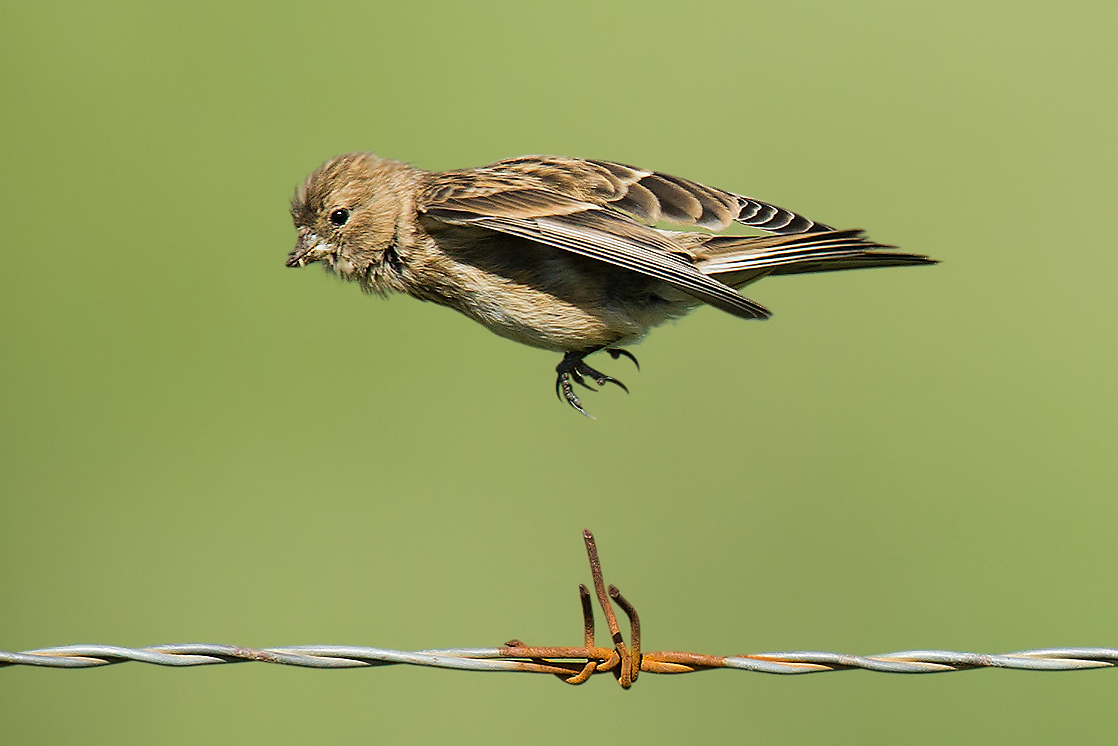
[492,528,739,687]
[4,529,1118,684]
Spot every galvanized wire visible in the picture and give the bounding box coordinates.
[2,644,1117,674]
[3,531,1113,685]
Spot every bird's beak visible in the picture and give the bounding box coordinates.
[286,229,330,267]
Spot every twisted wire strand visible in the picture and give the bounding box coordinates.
[2,644,1116,673]
[5,531,1113,686]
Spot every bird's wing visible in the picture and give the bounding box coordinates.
[434,155,833,234]
[417,169,772,319]
[689,229,937,289]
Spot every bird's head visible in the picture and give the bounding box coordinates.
[287,152,415,292]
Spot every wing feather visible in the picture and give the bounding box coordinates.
[414,156,850,318]
[696,230,936,276]
[587,159,833,234]
[434,156,834,234]
[423,207,771,320]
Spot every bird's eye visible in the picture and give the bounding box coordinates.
[329,208,351,227]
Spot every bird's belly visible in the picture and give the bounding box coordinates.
[447,268,691,352]
[424,231,692,352]
[461,280,639,352]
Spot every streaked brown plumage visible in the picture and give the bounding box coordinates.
[287,153,935,415]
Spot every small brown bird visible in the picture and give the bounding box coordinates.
[288,153,934,415]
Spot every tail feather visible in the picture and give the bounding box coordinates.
[694,229,935,288]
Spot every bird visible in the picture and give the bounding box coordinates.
[287,153,935,416]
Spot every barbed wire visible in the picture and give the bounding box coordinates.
[4,643,1116,677]
[3,530,1114,687]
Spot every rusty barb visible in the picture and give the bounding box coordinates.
[494,529,862,688]
[499,529,655,688]
[5,529,1118,684]
[498,528,778,688]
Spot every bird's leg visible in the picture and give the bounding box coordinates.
[555,349,638,417]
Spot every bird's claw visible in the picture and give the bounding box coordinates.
[607,348,640,371]
[555,350,638,417]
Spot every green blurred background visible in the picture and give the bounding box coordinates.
[3,0,1116,742]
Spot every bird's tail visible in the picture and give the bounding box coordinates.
[692,229,936,288]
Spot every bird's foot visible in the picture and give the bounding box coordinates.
[555,349,640,417]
